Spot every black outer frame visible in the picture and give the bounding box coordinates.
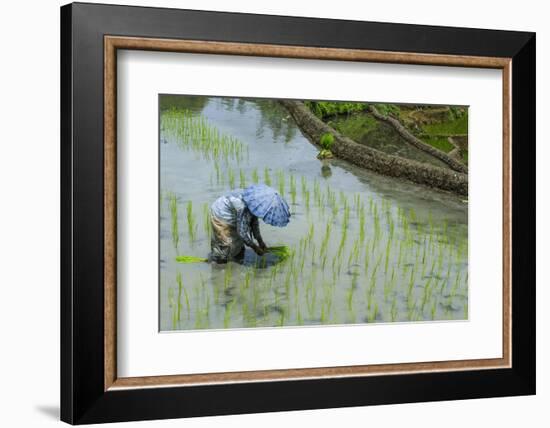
[60,2,535,424]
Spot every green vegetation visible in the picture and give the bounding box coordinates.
[167,192,179,252]
[186,201,197,243]
[266,246,293,262]
[161,108,248,163]
[264,167,272,186]
[176,255,208,263]
[422,136,455,153]
[251,168,259,184]
[317,133,335,159]
[373,103,400,117]
[289,174,297,206]
[277,170,285,196]
[304,101,369,118]
[326,103,468,162]
[419,113,468,157]
[422,114,468,136]
[239,169,246,188]
[320,133,334,150]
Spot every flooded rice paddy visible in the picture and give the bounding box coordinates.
[159,96,468,331]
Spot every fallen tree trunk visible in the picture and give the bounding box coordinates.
[369,105,468,174]
[280,100,468,196]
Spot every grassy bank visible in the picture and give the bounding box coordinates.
[305,102,468,161]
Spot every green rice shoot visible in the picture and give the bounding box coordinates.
[176,255,208,263]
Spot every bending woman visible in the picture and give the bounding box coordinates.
[209,184,290,263]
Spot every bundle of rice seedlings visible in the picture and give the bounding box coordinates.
[266,246,293,262]
[175,255,208,263]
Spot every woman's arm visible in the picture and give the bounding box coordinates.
[237,209,264,255]
[251,216,266,250]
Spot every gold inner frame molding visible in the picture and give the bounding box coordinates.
[104,35,512,391]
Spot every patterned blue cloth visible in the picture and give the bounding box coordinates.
[242,184,290,227]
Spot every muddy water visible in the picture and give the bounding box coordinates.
[159,96,468,331]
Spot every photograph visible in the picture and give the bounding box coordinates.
[0,0,540,425]
[159,94,469,331]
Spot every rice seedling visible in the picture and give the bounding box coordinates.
[450,271,461,298]
[321,253,328,271]
[367,303,378,323]
[296,307,303,325]
[363,240,371,273]
[304,189,310,213]
[366,256,381,310]
[384,238,391,274]
[227,167,236,189]
[167,286,174,309]
[176,272,183,321]
[373,205,381,244]
[300,176,307,198]
[224,263,233,290]
[442,219,449,244]
[289,174,297,205]
[239,169,246,188]
[202,202,211,238]
[167,192,180,252]
[390,296,398,321]
[264,167,272,186]
[172,305,178,329]
[176,272,190,321]
[397,240,404,267]
[277,170,285,196]
[313,179,321,207]
[251,168,259,184]
[328,190,338,218]
[359,204,366,243]
[420,277,433,312]
[388,217,395,241]
[244,270,251,290]
[320,303,327,323]
[353,193,360,213]
[223,300,235,328]
[347,278,356,312]
[383,268,396,302]
[431,298,438,320]
[407,267,416,300]
[305,278,317,319]
[407,299,417,321]
[409,207,417,223]
[342,201,350,230]
[214,161,222,184]
[337,227,347,260]
[322,283,333,320]
[186,201,197,243]
[277,310,285,327]
[421,236,427,267]
[339,190,346,206]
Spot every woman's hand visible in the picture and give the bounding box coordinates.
[259,240,267,251]
[253,244,266,256]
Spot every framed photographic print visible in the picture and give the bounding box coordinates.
[60,2,536,424]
